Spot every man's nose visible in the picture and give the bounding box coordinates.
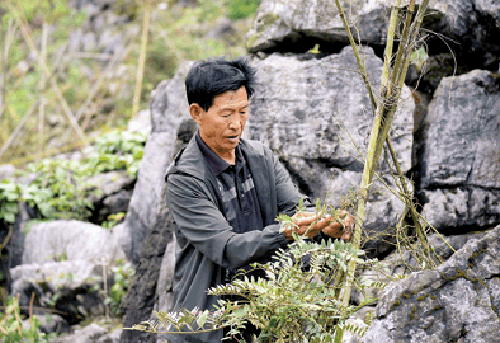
[228,118,242,130]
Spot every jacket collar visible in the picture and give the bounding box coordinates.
[165,134,260,182]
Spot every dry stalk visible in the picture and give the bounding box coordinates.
[132,0,152,118]
[0,99,40,160]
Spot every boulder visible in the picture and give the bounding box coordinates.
[22,220,126,264]
[354,225,500,343]
[249,46,415,257]
[48,323,108,343]
[10,260,105,323]
[421,70,500,230]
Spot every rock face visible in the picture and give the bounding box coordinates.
[357,225,500,343]
[247,0,500,70]
[421,70,500,230]
[249,46,414,256]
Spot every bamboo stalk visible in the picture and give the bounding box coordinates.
[38,21,48,162]
[6,0,88,145]
[0,100,39,160]
[332,1,431,342]
[132,0,152,118]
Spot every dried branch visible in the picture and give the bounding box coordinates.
[132,0,152,117]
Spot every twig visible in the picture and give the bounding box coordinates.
[0,99,40,160]
[0,19,16,123]
[132,0,152,118]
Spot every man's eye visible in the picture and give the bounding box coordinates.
[222,112,231,117]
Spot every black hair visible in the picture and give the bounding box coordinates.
[185,56,256,111]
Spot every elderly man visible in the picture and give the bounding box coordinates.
[165,57,353,343]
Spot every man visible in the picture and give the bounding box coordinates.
[165,57,353,343]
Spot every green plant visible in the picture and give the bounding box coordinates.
[0,295,53,343]
[105,260,135,316]
[0,180,21,224]
[127,203,389,341]
[0,129,147,223]
[226,0,260,21]
[101,212,126,229]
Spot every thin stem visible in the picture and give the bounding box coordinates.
[132,0,152,118]
[334,0,377,113]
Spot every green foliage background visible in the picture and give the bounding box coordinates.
[0,0,258,164]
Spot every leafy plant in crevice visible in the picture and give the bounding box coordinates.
[0,129,146,223]
[104,259,135,317]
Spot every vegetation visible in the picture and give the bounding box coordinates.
[0,0,255,165]
[0,295,55,343]
[0,129,146,224]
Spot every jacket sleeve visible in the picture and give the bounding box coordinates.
[166,174,289,270]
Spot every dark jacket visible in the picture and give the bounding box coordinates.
[164,136,302,343]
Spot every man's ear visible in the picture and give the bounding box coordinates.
[189,103,203,124]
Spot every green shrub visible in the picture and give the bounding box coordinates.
[0,296,56,343]
[1,130,146,223]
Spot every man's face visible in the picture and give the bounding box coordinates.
[193,86,249,161]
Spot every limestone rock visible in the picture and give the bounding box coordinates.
[358,225,500,343]
[246,0,387,53]
[22,220,126,264]
[248,0,500,70]
[48,323,108,343]
[10,260,105,323]
[421,70,500,229]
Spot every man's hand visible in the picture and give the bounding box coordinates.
[282,213,330,241]
[283,211,354,241]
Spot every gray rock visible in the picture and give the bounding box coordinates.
[423,188,500,229]
[246,0,384,53]
[97,328,122,343]
[10,260,105,322]
[23,220,126,264]
[351,230,490,305]
[206,17,235,40]
[359,224,500,343]
[36,314,71,335]
[423,70,500,188]
[0,164,16,180]
[127,109,151,135]
[249,46,414,256]
[49,323,108,343]
[248,0,500,69]
[421,70,500,230]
